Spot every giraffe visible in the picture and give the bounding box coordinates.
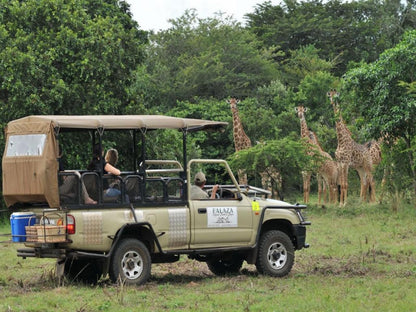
[228,98,281,197]
[327,90,375,205]
[295,105,313,203]
[228,98,252,185]
[296,105,338,204]
[308,130,339,204]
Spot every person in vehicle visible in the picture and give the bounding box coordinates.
[87,145,123,200]
[190,171,219,200]
[103,148,121,175]
[88,145,120,174]
[103,148,123,198]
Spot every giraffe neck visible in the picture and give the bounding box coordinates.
[299,115,309,140]
[230,101,251,151]
[330,98,353,146]
[335,113,354,146]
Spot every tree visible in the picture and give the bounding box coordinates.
[0,0,148,121]
[343,30,416,192]
[228,138,314,201]
[246,0,416,77]
[145,10,279,110]
[279,45,335,89]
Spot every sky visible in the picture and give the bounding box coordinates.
[126,0,276,31]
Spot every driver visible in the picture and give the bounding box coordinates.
[190,171,219,200]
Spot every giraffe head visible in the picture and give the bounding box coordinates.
[295,106,307,119]
[327,89,340,104]
[227,97,240,110]
[327,89,340,114]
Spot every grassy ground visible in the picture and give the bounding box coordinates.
[0,198,415,312]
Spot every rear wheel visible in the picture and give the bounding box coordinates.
[256,230,294,277]
[206,255,244,276]
[109,238,151,285]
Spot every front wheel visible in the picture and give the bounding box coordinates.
[256,230,294,277]
[109,238,151,285]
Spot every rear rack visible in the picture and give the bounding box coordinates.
[3,208,70,244]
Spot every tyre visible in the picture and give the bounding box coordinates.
[255,230,294,277]
[206,255,244,276]
[109,238,151,285]
[64,258,103,284]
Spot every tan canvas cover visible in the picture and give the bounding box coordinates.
[8,115,228,131]
[2,120,59,208]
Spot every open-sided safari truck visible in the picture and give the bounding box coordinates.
[2,115,309,285]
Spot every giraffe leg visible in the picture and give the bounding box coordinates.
[330,183,338,204]
[317,174,323,205]
[339,164,348,206]
[302,171,311,203]
[356,169,368,202]
[368,173,376,203]
[323,180,329,204]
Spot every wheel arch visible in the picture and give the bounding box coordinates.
[110,223,161,256]
[260,219,294,243]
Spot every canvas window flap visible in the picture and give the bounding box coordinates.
[2,121,59,208]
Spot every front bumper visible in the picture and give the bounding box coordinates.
[293,224,309,250]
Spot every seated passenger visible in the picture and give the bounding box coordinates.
[190,171,218,200]
[87,145,121,175]
[102,148,122,198]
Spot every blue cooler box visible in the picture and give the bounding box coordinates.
[10,212,36,242]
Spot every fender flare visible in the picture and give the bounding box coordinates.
[108,222,164,259]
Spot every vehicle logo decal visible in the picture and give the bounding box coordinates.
[207,207,238,228]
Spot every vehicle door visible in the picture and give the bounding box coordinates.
[190,194,254,248]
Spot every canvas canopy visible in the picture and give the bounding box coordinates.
[2,115,228,208]
[7,115,228,132]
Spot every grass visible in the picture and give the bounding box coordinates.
[0,198,415,312]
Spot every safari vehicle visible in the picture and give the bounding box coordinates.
[2,115,310,285]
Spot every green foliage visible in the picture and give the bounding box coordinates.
[145,9,279,109]
[378,139,416,206]
[246,0,416,76]
[344,30,416,141]
[228,138,314,197]
[256,79,289,114]
[169,98,235,160]
[343,30,416,188]
[0,0,148,120]
[280,45,335,88]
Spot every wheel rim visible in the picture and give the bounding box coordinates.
[121,250,143,280]
[267,242,287,270]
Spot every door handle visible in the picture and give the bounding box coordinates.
[198,208,207,214]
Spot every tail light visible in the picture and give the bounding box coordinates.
[66,214,76,235]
